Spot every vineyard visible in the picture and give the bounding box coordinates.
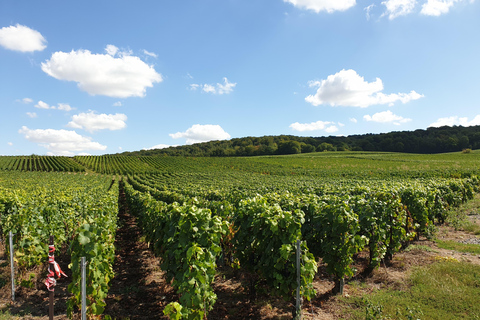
[0,151,480,319]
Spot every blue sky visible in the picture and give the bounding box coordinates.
[1,0,479,156]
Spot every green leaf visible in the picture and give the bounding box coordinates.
[164,302,183,320]
[78,232,90,245]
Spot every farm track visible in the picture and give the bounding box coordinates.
[104,183,173,320]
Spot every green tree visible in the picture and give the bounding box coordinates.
[277,140,301,154]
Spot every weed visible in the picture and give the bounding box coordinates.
[364,299,389,320]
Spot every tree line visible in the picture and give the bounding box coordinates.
[122,125,480,157]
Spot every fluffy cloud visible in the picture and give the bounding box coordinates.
[26,112,37,118]
[420,0,465,16]
[7,142,13,146]
[143,49,158,58]
[67,111,127,133]
[0,24,47,52]
[190,78,236,95]
[143,144,174,150]
[57,103,73,111]
[18,98,33,104]
[429,115,480,127]
[365,4,376,20]
[34,101,74,111]
[378,0,472,18]
[170,124,231,144]
[105,44,119,56]
[284,0,356,13]
[381,0,417,19]
[306,69,424,108]
[41,45,162,98]
[363,110,412,125]
[18,126,107,155]
[35,101,53,109]
[289,120,339,133]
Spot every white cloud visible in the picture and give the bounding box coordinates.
[57,103,73,111]
[26,112,37,118]
[0,24,47,52]
[216,78,237,94]
[170,124,231,144]
[34,101,74,111]
[363,110,412,125]
[67,111,127,133]
[364,4,376,20]
[113,101,122,107]
[35,101,53,109]
[428,115,480,127]
[143,49,158,58]
[350,118,358,123]
[20,98,33,104]
[189,84,200,91]
[18,126,107,155]
[203,84,216,93]
[289,120,337,132]
[143,144,173,150]
[381,0,417,19]
[191,78,236,95]
[305,69,424,108]
[284,0,356,13]
[7,142,13,146]
[325,125,339,133]
[41,46,163,98]
[105,44,119,56]
[420,0,463,16]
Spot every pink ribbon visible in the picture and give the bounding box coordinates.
[44,245,67,291]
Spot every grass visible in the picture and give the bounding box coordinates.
[341,261,480,319]
[0,309,19,320]
[446,193,480,234]
[404,244,438,253]
[463,222,480,235]
[436,240,480,255]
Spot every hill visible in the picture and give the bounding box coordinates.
[121,125,480,157]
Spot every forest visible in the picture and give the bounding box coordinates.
[122,125,480,157]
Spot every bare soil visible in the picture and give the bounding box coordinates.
[0,192,479,320]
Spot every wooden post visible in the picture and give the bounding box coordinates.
[49,235,54,320]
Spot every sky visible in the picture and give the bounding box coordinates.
[1,0,479,156]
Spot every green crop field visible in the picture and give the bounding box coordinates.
[1,151,480,319]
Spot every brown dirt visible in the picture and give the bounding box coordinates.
[0,194,479,319]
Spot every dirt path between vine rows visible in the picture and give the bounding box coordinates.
[103,183,174,319]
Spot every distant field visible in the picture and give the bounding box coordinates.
[1,150,479,178]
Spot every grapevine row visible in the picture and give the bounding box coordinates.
[0,171,118,318]
[123,172,480,318]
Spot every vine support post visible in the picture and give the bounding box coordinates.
[49,235,54,320]
[9,231,15,301]
[81,257,87,320]
[339,277,345,296]
[295,239,302,320]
